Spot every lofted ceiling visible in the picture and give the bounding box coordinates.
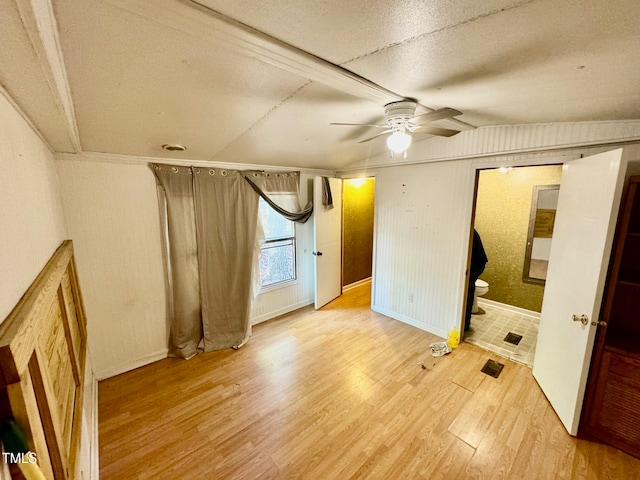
[2,0,640,170]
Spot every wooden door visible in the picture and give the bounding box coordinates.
[582,176,640,458]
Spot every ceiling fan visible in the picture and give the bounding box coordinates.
[331,100,462,154]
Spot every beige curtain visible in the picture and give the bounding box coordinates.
[152,165,202,358]
[152,164,305,357]
[192,167,258,351]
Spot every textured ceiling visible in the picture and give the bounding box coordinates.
[2,0,640,169]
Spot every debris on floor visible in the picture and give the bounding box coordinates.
[430,341,452,357]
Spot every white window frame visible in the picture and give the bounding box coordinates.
[258,198,298,291]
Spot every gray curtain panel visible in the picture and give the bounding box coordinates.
[322,176,334,209]
[242,170,312,223]
[152,165,202,358]
[152,164,306,357]
[192,167,259,351]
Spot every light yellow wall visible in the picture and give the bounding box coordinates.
[343,178,375,286]
[475,165,563,312]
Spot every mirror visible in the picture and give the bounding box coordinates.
[523,184,560,285]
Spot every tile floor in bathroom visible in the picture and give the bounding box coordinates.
[464,301,540,367]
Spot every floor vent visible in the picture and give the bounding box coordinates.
[503,332,523,346]
[481,359,505,378]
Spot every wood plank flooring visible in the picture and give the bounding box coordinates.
[99,285,640,479]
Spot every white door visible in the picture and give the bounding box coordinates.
[313,176,342,309]
[532,149,627,435]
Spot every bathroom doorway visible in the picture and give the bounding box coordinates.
[464,165,562,366]
[342,178,375,292]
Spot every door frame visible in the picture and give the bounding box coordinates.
[463,153,628,434]
[462,163,564,335]
[339,173,378,308]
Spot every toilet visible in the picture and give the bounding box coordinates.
[472,279,489,314]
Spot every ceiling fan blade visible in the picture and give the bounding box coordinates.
[413,125,461,137]
[411,107,462,123]
[330,122,388,128]
[358,130,393,143]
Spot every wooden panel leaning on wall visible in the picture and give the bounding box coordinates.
[0,241,88,479]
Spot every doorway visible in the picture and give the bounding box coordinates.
[464,165,562,366]
[342,177,375,291]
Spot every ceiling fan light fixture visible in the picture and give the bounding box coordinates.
[386,131,412,153]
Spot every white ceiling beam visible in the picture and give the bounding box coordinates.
[15,0,81,152]
[188,1,475,131]
[108,0,474,130]
[107,0,402,105]
[187,0,407,105]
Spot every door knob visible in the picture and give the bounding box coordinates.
[313,251,323,256]
[572,314,589,325]
[591,320,608,327]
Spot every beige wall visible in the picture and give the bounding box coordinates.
[474,165,563,312]
[0,93,99,480]
[56,159,169,379]
[342,178,375,286]
[0,93,67,322]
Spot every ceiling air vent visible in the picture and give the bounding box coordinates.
[162,144,187,152]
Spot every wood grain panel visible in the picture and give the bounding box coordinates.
[42,291,77,452]
[29,350,68,478]
[0,240,88,479]
[60,270,83,374]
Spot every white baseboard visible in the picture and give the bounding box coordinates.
[251,298,313,325]
[95,349,169,380]
[371,304,448,339]
[90,372,99,480]
[343,277,372,292]
[95,300,316,380]
[478,298,541,319]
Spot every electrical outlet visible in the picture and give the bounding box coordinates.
[408,293,414,303]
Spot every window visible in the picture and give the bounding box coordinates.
[259,197,296,288]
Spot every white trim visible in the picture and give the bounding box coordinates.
[56,151,336,176]
[94,300,315,379]
[478,298,541,320]
[251,298,313,325]
[94,349,169,380]
[339,137,640,172]
[89,372,99,480]
[259,278,300,294]
[15,0,81,151]
[343,277,371,292]
[339,121,640,173]
[371,305,448,339]
[339,172,378,180]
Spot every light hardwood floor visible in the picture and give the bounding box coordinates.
[99,285,640,479]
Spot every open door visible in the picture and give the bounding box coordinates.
[532,149,627,435]
[313,176,342,309]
